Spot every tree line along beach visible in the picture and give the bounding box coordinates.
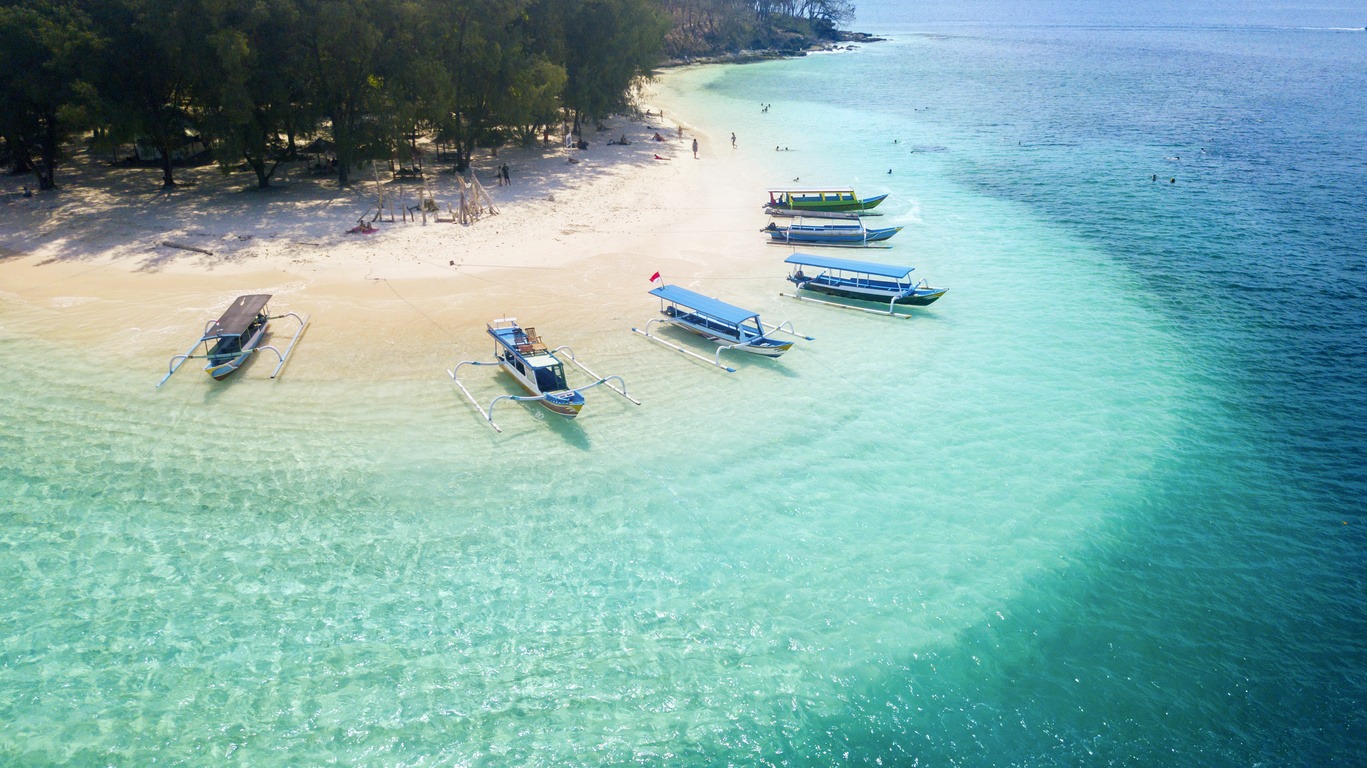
[1,0,875,372]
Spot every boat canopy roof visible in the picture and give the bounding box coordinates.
[521,353,561,369]
[768,186,855,195]
[206,294,271,338]
[784,253,914,279]
[650,285,759,326]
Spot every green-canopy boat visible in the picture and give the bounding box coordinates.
[764,187,889,214]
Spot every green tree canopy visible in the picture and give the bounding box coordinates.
[0,1,98,189]
[1,0,850,191]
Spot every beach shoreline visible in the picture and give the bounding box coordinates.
[0,81,775,379]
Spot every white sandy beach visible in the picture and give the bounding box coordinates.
[0,86,779,380]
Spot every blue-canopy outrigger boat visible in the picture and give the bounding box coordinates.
[781,253,946,317]
[157,294,309,387]
[763,218,902,247]
[449,318,639,432]
[631,284,812,371]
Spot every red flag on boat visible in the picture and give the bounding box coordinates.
[649,271,661,282]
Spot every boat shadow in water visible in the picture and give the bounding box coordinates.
[535,408,593,451]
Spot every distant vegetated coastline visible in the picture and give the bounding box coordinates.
[661,0,878,64]
[0,0,865,193]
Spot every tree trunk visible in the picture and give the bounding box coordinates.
[154,129,177,188]
[37,110,59,190]
[245,119,278,189]
[160,152,176,188]
[248,156,277,189]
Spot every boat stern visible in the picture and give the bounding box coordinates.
[740,338,794,358]
[903,287,948,306]
[543,390,587,418]
[860,193,890,210]
[205,354,248,380]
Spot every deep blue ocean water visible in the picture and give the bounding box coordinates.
[770,1,1367,762]
[2,1,1365,765]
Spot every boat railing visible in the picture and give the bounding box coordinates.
[630,317,737,372]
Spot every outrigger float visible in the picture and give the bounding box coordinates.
[157,294,308,386]
[780,253,947,318]
[763,217,902,248]
[449,318,638,432]
[631,284,812,371]
[763,187,888,215]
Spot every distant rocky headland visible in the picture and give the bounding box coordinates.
[658,1,883,66]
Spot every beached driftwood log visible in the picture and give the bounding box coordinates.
[161,241,213,256]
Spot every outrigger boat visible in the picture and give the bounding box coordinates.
[781,253,947,317]
[449,318,638,432]
[157,294,308,386]
[631,284,812,371]
[764,187,888,215]
[763,217,902,247]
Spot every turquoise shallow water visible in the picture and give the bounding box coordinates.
[4,3,1367,765]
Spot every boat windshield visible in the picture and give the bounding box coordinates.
[535,363,568,392]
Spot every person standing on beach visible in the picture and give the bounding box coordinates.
[692,138,699,158]
[731,132,737,147]
[503,164,511,185]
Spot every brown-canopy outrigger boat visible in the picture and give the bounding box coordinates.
[156,294,309,387]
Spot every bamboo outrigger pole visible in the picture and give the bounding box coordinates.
[778,292,914,319]
[551,346,641,405]
[629,323,737,373]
